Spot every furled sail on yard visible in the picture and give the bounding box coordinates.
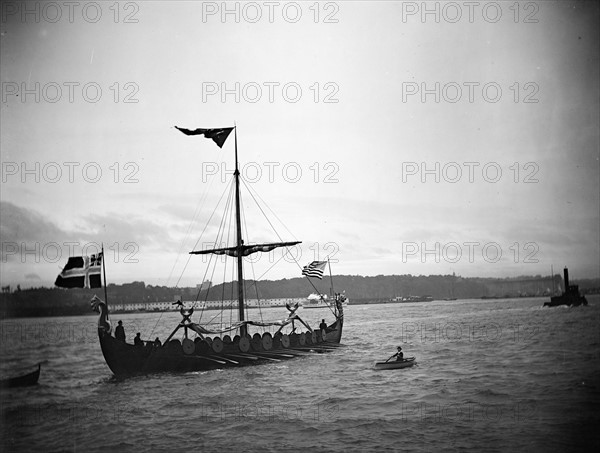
[190,241,301,257]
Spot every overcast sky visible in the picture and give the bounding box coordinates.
[1,1,598,288]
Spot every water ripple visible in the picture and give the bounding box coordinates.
[1,296,599,451]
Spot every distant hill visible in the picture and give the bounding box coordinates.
[1,274,598,318]
[201,273,598,301]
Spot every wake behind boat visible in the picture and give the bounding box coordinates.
[302,292,348,309]
[302,293,330,309]
[56,125,345,378]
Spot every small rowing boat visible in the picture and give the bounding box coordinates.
[0,363,41,388]
[374,357,416,370]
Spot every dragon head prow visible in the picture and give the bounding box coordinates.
[90,294,106,312]
[90,295,111,334]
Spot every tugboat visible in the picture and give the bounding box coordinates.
[543,267,588,307]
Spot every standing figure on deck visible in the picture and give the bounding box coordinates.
[115,320,126,342]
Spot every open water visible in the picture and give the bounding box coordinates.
[1,296,599,452]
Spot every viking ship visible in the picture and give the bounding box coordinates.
[88,126,344,377]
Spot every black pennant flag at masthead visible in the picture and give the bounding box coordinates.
[175,126,234,148]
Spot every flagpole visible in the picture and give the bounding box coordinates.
[328,257,335,298]
[101,243,108,308]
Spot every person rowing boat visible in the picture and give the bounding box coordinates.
[385,346,405,363]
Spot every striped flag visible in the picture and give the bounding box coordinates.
[55,253,103,288]
[302,261,327,279]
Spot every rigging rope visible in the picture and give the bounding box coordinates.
[241,178,298,242]
[166,168,218,286]
[240,186,265,329]
[159,166,335,340]
[196,177,236,318]
[147,175,235,340]
[241,178,336,315]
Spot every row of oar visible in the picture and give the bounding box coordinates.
[191,343,343,366]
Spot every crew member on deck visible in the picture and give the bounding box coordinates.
[319,319,327,331]
[134,332,143,346]
[393,346,404,361]
[154,337,162,347]
[115,320,126,342]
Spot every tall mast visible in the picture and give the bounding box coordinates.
[233,126,247,337]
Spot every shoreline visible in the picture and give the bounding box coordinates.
[1,294,578,320]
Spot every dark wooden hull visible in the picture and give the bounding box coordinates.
[374,357,416,370]
[99,318,343,378]
[0,363,41,388]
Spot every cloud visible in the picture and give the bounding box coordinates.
[0,201,66,262]
[0,201,179,263]
[0,201,65,244]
